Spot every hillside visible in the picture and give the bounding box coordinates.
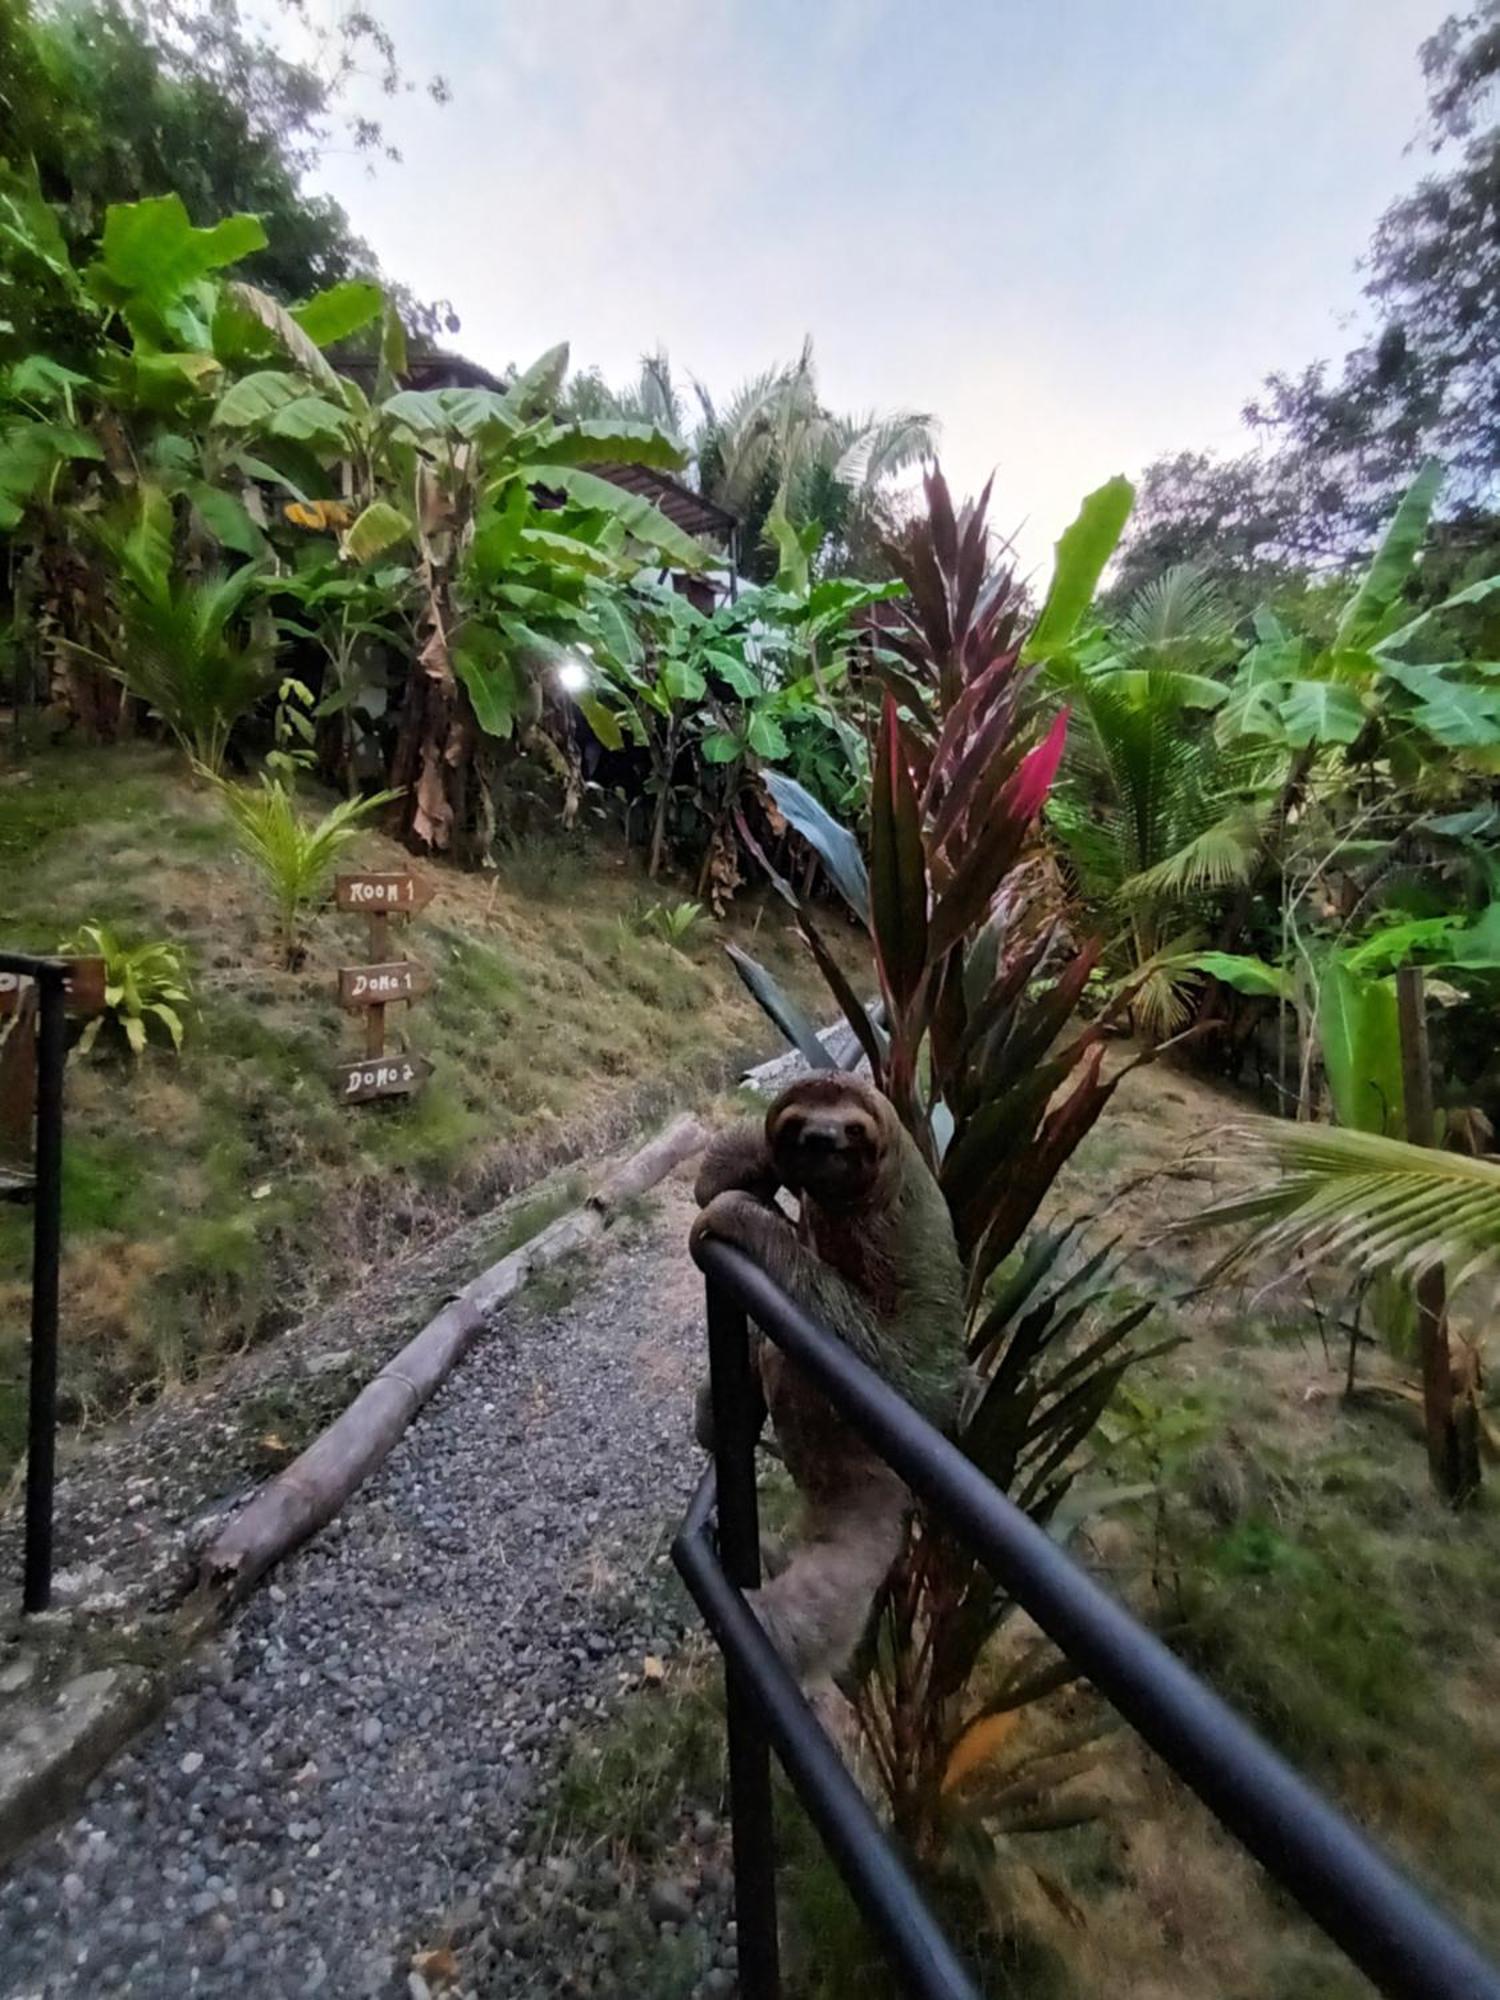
[0,736,845,1475]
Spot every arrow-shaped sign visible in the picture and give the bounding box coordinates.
[338,961,434,1009]
[334,871,437,914]
[333,1052,434,1103]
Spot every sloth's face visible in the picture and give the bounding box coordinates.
[768,1085,884,1205]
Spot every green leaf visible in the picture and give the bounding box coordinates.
[523,420,687,472]
[1277,679,1366,747]
[766,496,811,599]
[1342,916,1465,974]
[577,694,624,750]
[0,420,103,505]
[763,771,870,922]
[187,482,267,557]
[1375,572,1500,658]
[377,300,408,400]
[292,280,384,347]
[701,730,741,763]
[500,343,569,420]
[662,656,706,702]
[217,281,340,389]
[725,944,839,1069]
[1319,957,1403,1136]
[1445,903,1500,969]
[120,349,224,413]
[7,355,91,406]
[452,627,518,738]
[1023,476,1135,664]
[1199,1119,1500,1292]
[704,649,758,698]
[90,196,265,324]
[212,371,349,444]
[746,711,789,759]
[1175,951,1292,1000]
[522,464,711,571]
[1334,457,1443,651]
[342,501,412,564]
[1381,661,1500,749]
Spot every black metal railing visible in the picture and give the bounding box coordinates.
[676,1236,1500,2000]
[0,950,69,1614]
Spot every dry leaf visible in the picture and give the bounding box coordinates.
[642,1655,666,1685]
[258,1432,291,1456]
[284,500,352,531]
[942,1708,1021,1794]
[412,1945,460,1986]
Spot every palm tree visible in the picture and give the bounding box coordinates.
[566,339,937,577]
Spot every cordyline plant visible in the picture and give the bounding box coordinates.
[730,467,1173,1891]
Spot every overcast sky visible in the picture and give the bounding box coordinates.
[299,0,1449,573]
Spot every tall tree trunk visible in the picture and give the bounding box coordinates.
[648,717,677,879]
[1396,967,1480,1505]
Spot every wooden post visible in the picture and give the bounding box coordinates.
[1396,967,1478,1505]
[366,909,388,1061]
[333,872,435,1105]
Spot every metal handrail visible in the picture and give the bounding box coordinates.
[677,1234,1500,2000]
[0,951,69,1612]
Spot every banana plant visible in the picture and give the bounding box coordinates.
[1216,460,1500,769]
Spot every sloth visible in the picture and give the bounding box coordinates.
[690,1073,965,1679]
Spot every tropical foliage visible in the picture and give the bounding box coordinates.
[728,468,1169,1867]
[61,921,191,1057]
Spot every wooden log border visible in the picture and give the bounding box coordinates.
[201,1113,708,1602]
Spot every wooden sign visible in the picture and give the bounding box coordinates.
[0,978,38,1172]
[333,868,435,1103]
[334,872,436,914]
[0,956,106,1019]
[338,961,433,1009]
[334,1053,433,1103]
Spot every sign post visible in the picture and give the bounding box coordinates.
[333,871,435,1104]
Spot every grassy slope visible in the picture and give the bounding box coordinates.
[0,737,850,1472]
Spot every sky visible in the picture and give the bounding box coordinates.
[297,0,1451,575]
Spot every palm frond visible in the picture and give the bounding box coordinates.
[1118,804,1265,899]
[832,410,939,490]
[1116,562,1235,663]
[1200,1120,1500,1291]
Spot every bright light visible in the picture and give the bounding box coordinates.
[556,658,590,695]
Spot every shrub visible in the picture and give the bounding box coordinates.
[637,898,705,949]
[210,772,400,967]
[60,921,190,1057]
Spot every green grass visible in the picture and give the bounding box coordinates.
[0,737,847,1474]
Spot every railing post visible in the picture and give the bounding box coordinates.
[706,1273,781,2000]
[23,964,66,1615]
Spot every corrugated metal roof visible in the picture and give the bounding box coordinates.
[592,462,736,544]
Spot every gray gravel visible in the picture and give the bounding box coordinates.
[0,1183,712,1997]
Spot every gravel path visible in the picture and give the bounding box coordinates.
[0,1179,713,1998]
